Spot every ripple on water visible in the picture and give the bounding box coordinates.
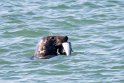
[0,0,124,83]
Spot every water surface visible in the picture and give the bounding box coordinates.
[0,0,124,83]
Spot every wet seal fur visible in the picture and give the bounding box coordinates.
[33,36,69,59]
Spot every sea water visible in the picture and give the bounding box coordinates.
[0,0,124,83]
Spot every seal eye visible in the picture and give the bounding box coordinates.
[51,37,54,39]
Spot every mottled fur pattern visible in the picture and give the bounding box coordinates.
[34,36,68,59]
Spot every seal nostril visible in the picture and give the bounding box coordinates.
[51,37,54,40]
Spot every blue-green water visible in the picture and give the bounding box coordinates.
[0,0,124,83]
